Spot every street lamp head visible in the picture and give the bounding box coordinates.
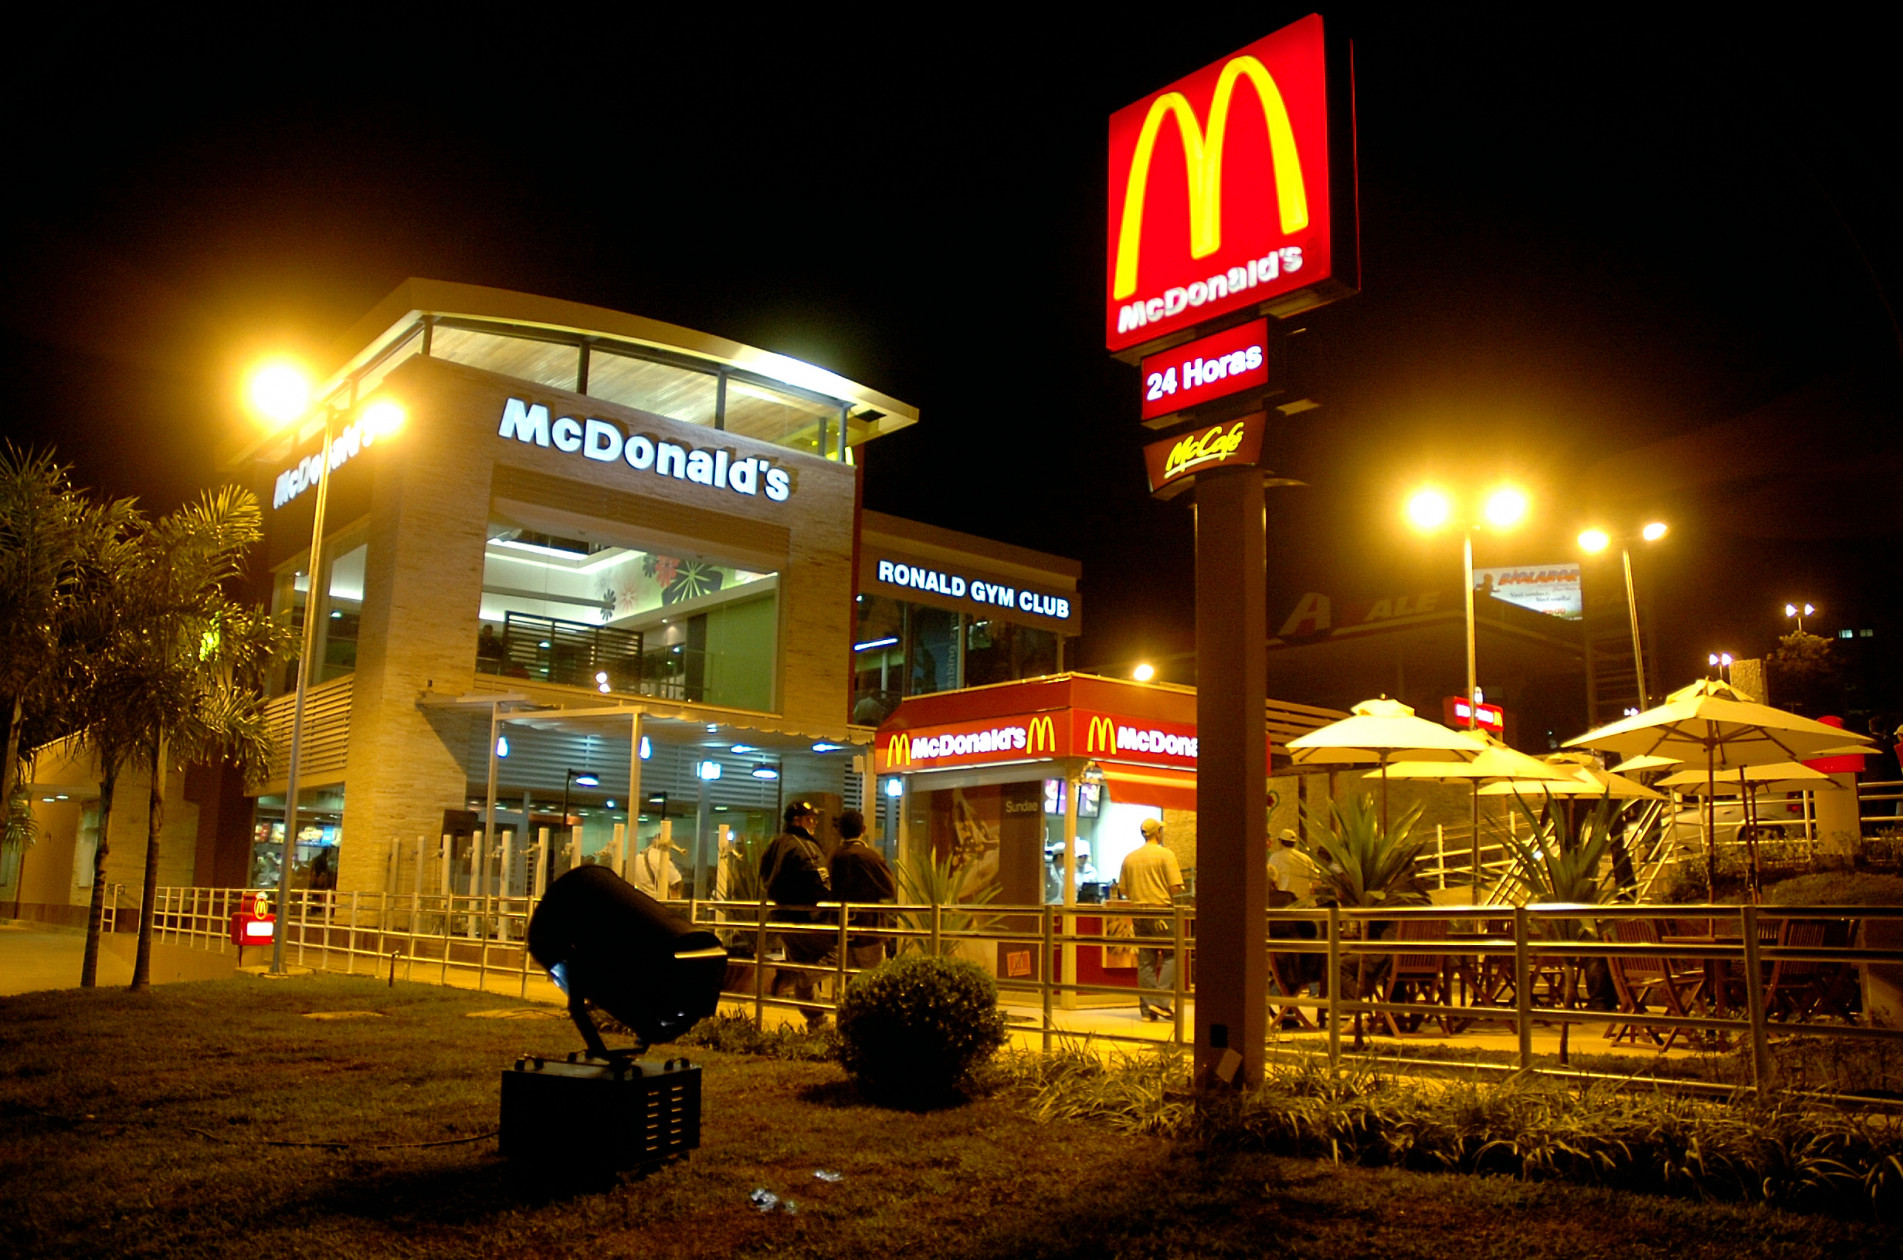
[570,770,600,788]
[1577,528,1610,554]
[359,398,405,440]
[1132,662,1156,683]
[1785,603,1797,618]
[1482,486,1528,529]
[1405,486,1452,532]
[247,361,312,428]
[1641,521,1668,542]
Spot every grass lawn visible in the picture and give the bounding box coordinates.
[3,975,1898,1259]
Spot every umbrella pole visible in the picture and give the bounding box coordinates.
[1379,753,1390,834]
[1742,767,1761,903]
[1704,753,1718,900]
[1470,781,1482,905]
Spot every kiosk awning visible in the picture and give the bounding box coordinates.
[1100,766,1197,811]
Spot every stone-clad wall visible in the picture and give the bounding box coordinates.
[334,356,857,893]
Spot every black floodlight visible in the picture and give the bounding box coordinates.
[504,866,728,1173]
[526,865,727,1060]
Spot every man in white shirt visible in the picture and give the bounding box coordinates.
[1118,817,1184,1020]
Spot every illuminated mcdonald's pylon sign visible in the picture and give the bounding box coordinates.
[886,733,911,768]
[1026,715,1058,754]
[1085,715,1119,755]
[1112,53,1308,303]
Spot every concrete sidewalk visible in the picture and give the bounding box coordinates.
[0,921,132,995]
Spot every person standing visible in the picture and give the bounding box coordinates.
[1267,828,1318,901]
[1118,816,1184,1021]
[631,829,683,901]
[760,800,832,1023]
[828,809,896,970]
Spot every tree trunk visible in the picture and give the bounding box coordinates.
[1,695,21,821]
[10,843,25,921]
[80,766,118,987]
[132,739,164,990]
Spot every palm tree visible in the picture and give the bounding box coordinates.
[71,488,288,988]
[1298,793,1434,1048]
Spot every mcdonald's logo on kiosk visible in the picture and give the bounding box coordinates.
[1106,13,1358,354]
[1085,715,1119,755]
[1026,715,1058,754]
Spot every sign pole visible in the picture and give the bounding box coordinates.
[1192,465,1268,1088]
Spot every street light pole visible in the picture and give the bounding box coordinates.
[1621,544,1648,710]
[1462,528,1478,728]
[271,412,334,976]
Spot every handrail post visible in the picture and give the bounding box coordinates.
[835,902,850,1015]
[1041,904,1055,1054]
[1326,907,1341,1071]
[1513,905,1533,1072]
[1171,904,1187,1044]
[931,902,943,957]
[753,898,768,1026]
[1740,903,1770,1091]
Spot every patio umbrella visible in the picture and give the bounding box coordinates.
[1381,734,1571,902]
[1476,754,1667,800]
[1610,753,1681,774]
[1286,697,1492,830]
[1564,677,1873,895]
[1655,761,1843,899]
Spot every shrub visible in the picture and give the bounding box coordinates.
[836,953,1008,1106]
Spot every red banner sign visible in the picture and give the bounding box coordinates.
[1139,319,1273,422]
[1443,696,1504,735]
[1106,14,1348,352]
[878,708,1273,774]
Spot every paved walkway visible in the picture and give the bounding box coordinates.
[0,921,132,995]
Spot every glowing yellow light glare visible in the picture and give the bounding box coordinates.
[1482,486,1529,529]
[359,399,405,439]
[1577,529,1610,554]
[1641,521,1667,542]
[1405,487,1452,531]
[1133,662,1156,683]
[247,362,311,427]
[1785,604,1798,617]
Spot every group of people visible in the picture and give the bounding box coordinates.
[758,799,897,1025]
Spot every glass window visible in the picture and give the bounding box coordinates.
[586,349,718,426]
[430,325,580,391]
[478,514,779,710]
[722,377,839,454]
[313,539,367,683]
[965,619,1058,688]
[851,595,905,724]
[269,562,308,696]
[906,605,960,697]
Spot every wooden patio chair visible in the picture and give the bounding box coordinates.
[1764,919,1859,1024]
[1379,918,1459,1034]
[1604,917,1704,1049]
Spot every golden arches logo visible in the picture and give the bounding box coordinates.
[1026,715,1057,754]
[1085,715,1119,755]
[1113,55,1309,301]
[886,733,912,768]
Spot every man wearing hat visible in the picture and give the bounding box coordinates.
[1268,827,1319,901]
[1118,816,1184,1021]
[760,800,833,1023]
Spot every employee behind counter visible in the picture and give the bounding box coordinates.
[1045,844,1107,903]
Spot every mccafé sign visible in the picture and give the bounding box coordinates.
[1143,413,1267,498]
[878,709,1204,772]
[1106,13,1355,353]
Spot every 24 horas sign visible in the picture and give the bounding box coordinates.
[1106,13,1357,355]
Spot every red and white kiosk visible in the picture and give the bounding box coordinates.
[873,674,1339,998]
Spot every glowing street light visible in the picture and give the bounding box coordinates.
[1405,483,1531,728]
[1784,602,1815,633]
[1578,521,1668,710]
[1132,662,1156,683]
[244,360,403,974]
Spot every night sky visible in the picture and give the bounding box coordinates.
[3,8,1898,723]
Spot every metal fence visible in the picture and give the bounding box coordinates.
[133,884,1903,1099]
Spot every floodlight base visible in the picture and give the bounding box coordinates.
[500,1054,702,1173]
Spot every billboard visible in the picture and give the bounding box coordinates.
[1475,564,1582,620]
[1139,318,1274,423]
[1106,13,1356,354]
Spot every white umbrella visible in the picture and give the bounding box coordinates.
[1380,733,1571,902]
[1565,677,1873,895]
[1655,761,1838,794]
[1477,758,1667,801]
[1611,753,1681,774]
[1286,697,1492,829]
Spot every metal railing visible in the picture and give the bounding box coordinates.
[133,885,1903,1098]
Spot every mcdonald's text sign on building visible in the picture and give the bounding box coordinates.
[1106,13,1357,355]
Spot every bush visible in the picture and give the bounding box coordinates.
[836,954,1009,1106]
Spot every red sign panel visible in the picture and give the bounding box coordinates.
[876,708,1269,774]
[1142,414,1267,499]
[1443,696,1504,735]
[1106,14,1346,352]
[1139,319,1272,421]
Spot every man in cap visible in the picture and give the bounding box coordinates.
[828,809,896,969]
[1268,827,1319,901]
[760,800,833,1023]
[1118,816,1184,1021]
